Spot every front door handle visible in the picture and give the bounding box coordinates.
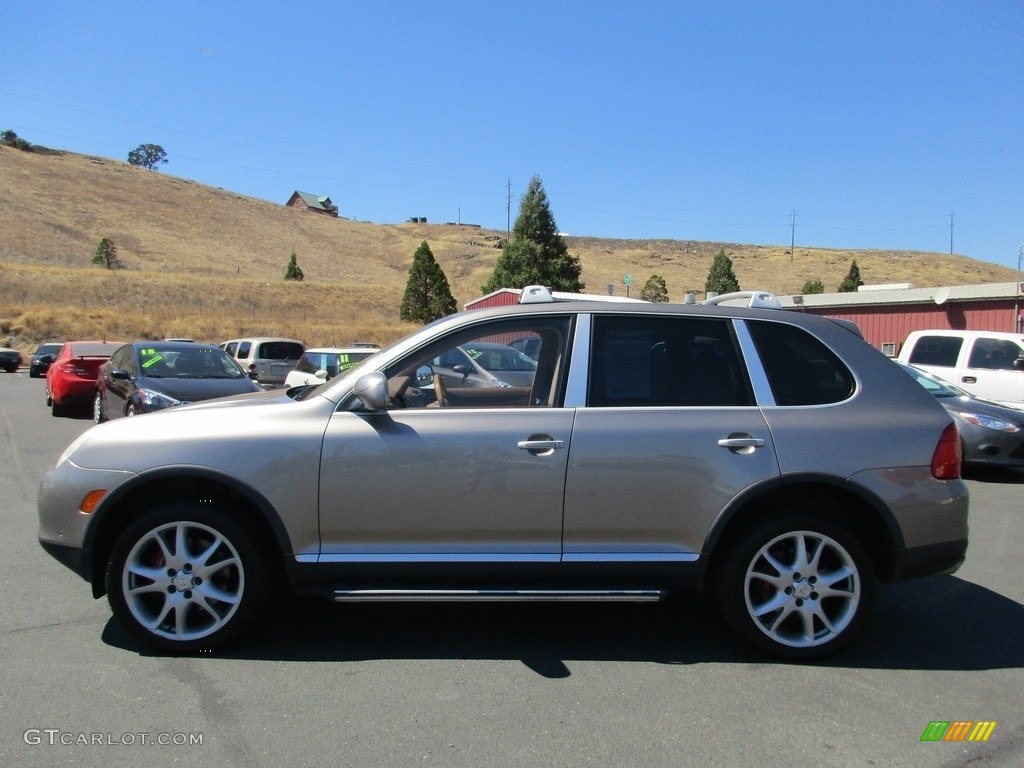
[717,437,765,448]
[961,376,977,384]
[518,438,565,455]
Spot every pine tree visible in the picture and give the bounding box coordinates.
[704,250,740,295]
[482,176,583,293]
[801,278,825,295]
[91,237,124,270]
[640,274,670,302]
[400,241,457,324]
[838,260,864,293]
[284,252,304,281]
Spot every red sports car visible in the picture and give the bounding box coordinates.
[46,341,124,417]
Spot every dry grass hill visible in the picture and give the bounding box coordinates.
[1,144,1016,358]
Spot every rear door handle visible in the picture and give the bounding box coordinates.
[718,436,766,456]
[961,376,977,384]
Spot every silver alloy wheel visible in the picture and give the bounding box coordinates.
[121,521,245,642]
[742,529,860,649]
[93,392,104,423]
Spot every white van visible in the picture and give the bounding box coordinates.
[898,330,1024,407]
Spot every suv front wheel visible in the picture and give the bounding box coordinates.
[717,515,875,660]
[106,503,272,653]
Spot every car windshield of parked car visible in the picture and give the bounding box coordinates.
[296,350,377,378]
[71,342,119,357]
[137,346,247,379]
[899,363,965,399]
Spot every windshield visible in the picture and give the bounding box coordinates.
[138,346,247,379]
[900,363,964,398]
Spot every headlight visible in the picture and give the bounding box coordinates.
[135,388,183,410]
[959,413,1021,433]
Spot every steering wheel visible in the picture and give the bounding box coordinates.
[432,373,448,407]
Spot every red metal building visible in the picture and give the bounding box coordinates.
[779,282,1022,356]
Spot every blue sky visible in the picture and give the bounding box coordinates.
[4,1,1023,271]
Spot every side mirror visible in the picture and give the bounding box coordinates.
[1013,356,1024,372]
[352,371,389,412]
[315,369,329,381]
[111,369,131,381]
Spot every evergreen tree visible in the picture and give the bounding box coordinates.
[801,278,825,295]
[284,251,304,281]
[482,176,583,293]
[704,250,740,295]
[400,241,457,324]
[639,274,670,302]
[91,237,124,270]
[838,260,864,293]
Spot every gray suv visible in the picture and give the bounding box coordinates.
[38,289,968,660]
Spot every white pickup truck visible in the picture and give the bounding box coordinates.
[898,329,1024,408]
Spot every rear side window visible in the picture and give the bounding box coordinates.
[967,338,1022,370]
[256,342,303,360]
[747,321,855,406]
[907,335,962,367]
[588,316,752,407]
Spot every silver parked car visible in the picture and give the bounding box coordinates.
[38,288,968,660]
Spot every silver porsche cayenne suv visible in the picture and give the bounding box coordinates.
[38,289,969,660]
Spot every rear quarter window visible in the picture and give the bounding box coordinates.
[747,321,855,406]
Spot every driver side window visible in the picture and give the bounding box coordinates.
[385,316,572,409]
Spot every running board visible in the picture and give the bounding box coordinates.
[332,589,664,603]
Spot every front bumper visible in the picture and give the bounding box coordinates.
[37,461,137,583]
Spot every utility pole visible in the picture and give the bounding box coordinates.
[790,210,797,262]
[506,178,512,243]
[949,212,954,254]
[1016,242,1023,334]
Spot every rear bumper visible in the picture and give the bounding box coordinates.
[890,538,968,581]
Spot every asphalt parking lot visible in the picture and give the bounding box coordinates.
[1,371,1021,768]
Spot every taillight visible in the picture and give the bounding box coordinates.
[931,423,962,479]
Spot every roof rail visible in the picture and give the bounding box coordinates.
[702,290,782,309]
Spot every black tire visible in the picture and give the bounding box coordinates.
[126,403,138,417]
[716,515,874,660]
[93,392,106,424]
[51,397,67,417]
[106,502,273,654]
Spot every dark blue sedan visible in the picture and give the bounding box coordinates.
[94,341,261,422]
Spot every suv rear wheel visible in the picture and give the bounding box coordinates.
[718,515,874,660]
